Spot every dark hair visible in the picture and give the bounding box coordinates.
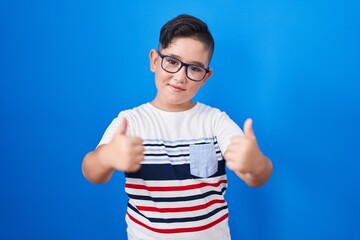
[159,14,215,60]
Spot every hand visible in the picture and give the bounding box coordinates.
[105,118,145,172]
[224,118,265,176]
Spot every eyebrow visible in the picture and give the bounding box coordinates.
[167,53,207,67]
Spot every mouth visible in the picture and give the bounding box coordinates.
[168,84,186,92]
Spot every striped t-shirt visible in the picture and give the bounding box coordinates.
[98,102,243,240]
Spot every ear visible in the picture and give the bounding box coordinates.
[149,49,158,73]
[200,67,213,87]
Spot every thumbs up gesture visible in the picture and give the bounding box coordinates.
[105,118,145,172]
[224,118,271,186]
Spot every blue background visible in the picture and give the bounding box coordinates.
[1,0,360,239]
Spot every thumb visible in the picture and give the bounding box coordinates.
[243,118,255,138]
[117,117,128,135]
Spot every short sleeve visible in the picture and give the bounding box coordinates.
[214,112,244,155]
[97,112,130,147]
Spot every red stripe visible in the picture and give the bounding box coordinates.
[126,180,227,192]
[137,199,226,213]
[127,212,228,234]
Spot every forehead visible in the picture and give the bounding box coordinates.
[162,38,211,66]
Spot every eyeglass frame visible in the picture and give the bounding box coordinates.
[157,51,210,82]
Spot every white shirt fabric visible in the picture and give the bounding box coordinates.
[98,102,243,240]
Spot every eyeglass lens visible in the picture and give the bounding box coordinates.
[161,56,206,81]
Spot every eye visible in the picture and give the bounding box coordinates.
[189,65,204,73]
[166,57,179,66]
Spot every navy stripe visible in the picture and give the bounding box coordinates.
[125,160,226,181]
[145,150,221,158]
[144,141,219,148]
[127,187,227,202]
[128,203,228,223]
[145,153,189,157]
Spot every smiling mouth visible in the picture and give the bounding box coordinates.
[168,84,185,92]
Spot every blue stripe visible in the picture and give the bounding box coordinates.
[125,160,226,181]
[128,203,228,223]
[144,145,221,155]
[145,147,189,153]
[143,137,217,144]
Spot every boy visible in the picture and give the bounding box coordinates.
[82,14,273,240]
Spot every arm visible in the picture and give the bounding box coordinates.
[81,118,144,184]
[224,118,273,187]
[82,144,116,184]
[229,154,273,188]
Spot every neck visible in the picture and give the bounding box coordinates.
[150,99,196,112]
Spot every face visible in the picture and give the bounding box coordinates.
[149,37,213,112]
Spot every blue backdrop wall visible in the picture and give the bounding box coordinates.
[1,0,360,239]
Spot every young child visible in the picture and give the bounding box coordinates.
[82,14,273,240]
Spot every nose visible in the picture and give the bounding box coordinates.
[173,65,187,82]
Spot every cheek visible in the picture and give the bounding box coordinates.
[188,84,203,95]
[155,72,171,88]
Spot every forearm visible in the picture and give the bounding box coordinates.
[236,156,273,187]
[82,145,115,184]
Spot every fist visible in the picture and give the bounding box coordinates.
[224,118,264,175]
[106,118,145,172]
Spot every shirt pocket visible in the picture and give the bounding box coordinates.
[189,143,218,178]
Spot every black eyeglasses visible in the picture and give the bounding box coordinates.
[157,51,210,82]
